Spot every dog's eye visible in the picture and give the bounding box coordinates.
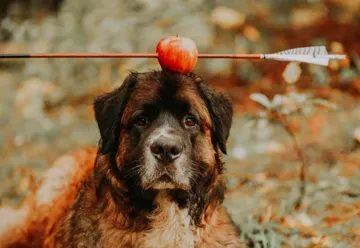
[184,116,197,127]
[135,117,148,126]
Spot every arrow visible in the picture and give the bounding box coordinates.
[261,46,346,66]
[0,46,345,66]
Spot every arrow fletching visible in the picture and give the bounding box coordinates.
[261,46,346,66]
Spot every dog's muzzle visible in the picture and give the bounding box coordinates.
[142,126,190,190]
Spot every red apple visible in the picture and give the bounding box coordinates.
[156,35,198,73]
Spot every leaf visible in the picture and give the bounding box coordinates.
[282,62,302,84]
[210,6,245,30]
[323,216,341,226]
[296,213,314,227]
[243,25,261,42]
[272,94,287,106]
[311,99,338,110]
[309,65,331,85]
[301,105,315,118]
[231,146,248,160]
[311,236,333,247]
[339,68,358,84]
[291,7,326,28]
[279,108,292,115]
[288,92,313,105]
[282,213,314,228]
[264,141,286,154]
[250,93,271,108]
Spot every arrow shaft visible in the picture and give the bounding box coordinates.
[0,53,158,58]
[0,53,262,59]
[198,54,261,59]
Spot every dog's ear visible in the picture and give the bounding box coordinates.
[198,83,233,154]
[93,73,137,154]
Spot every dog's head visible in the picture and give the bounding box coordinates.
[94,70,232,198]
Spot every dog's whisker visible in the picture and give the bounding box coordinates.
[189,162,204,178]
[124,164,143,177]
[122,159,145,178]
[124,159,142,167]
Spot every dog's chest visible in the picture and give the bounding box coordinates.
[143,191,199,248]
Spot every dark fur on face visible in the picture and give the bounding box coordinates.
[93,70,233,227]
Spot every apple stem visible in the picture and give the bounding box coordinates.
[176,33,179,37]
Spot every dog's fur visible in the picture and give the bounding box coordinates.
[0,71,243,248]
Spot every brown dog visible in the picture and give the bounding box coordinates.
[0,71,243,248]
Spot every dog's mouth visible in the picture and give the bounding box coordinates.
[146,171,190,190]
[157,174,173,183]
[152,172,176,189]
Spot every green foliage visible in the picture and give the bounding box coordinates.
[250,92,337,119]
[239,216,283,248]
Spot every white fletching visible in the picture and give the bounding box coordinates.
[262,46,346,66]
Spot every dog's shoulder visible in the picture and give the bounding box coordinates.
[35,147,97,207]
[0,147,97,247]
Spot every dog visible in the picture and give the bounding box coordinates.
[0,70,243,248]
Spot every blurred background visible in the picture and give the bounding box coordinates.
[0,0,360,247]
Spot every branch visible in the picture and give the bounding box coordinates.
[277,114,307,210]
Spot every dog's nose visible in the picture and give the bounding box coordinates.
[150,138,183,163]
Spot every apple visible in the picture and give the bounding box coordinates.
[156,35,198,73]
